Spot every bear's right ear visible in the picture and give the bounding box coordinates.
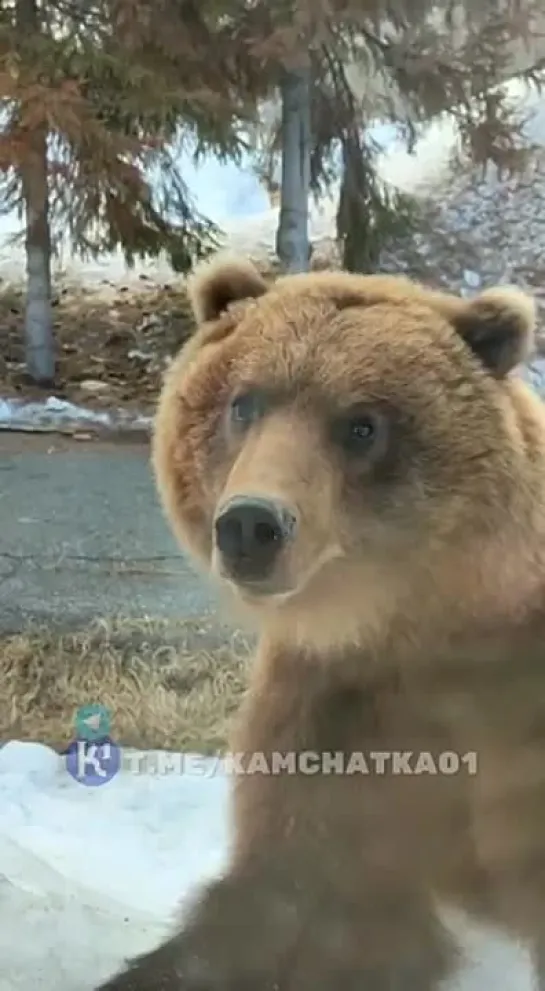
[452,286,537,378]
[188,255,268,324]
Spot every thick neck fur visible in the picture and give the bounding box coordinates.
[250,520,545,670]
[229,585,545,907]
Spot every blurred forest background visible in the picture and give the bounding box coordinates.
[1,0,545,421]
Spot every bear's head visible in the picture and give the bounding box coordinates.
[152,256,545,651]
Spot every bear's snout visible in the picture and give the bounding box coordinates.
[214,495,297,589]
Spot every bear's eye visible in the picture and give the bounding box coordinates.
[230,391,264,427]
[333,409,383,455]
[349,418,375,442]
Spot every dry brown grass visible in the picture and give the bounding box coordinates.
[0,616,253,755]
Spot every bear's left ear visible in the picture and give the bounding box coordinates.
[453,286,536,378]
[188,254,268,324]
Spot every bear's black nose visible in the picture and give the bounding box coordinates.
[214,497,295,583]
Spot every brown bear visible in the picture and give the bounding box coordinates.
[98,255,545,991]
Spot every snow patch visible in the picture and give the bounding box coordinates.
[0,396,152,434]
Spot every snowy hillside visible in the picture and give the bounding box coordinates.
[0,740,538,991]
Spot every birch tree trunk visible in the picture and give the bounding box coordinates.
[17,0,55,386]
[275,63,311,274]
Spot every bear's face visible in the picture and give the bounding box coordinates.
[152,257,538,642]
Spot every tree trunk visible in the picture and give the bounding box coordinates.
[337,135,375,274]
[16,0,55,386]
[275,64,311,274]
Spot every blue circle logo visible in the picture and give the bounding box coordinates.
[65,736,121,786]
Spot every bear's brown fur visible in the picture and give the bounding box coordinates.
[98,256,545,990]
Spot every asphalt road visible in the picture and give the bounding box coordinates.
[0,434,221,634]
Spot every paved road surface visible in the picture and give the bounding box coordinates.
[0,434,220,633]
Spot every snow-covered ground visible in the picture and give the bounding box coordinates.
[0,739,538,991]
[0,396,153,434]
